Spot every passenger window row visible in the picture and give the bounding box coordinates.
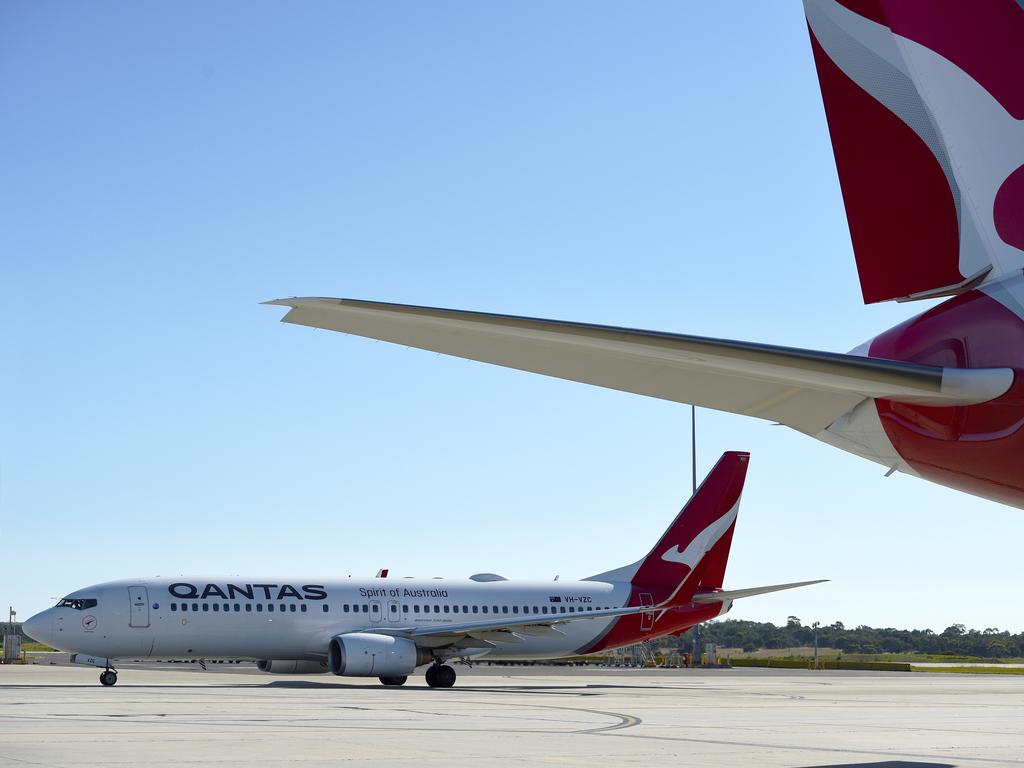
[171,603,309,613]
[404,604,605,615]
[168,602,613,616]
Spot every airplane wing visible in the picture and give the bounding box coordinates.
[386,604,653,648]
[265,298,1013,434]
[368,579,827,649]
[691,579,828,604]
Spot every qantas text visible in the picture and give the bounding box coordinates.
[168,583,327,601]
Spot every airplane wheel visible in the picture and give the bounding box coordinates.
[379,676,407,686]
[425,666,439,687]
[99,671,117,687]
[433,665,456,688]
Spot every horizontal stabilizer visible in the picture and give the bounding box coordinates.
[265,298,1013,434]
[692,579,828,603]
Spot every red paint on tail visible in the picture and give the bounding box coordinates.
[578,452,749,654]
[630,451,748,600]
[807,27,961,304]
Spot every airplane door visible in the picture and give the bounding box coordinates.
[128,586,150,628]
[639,592,654,633]
[369,600,382,624]
[386,600,400,624]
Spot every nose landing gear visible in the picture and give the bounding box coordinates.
[99,669,118,687]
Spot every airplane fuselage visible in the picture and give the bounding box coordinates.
[28,576,727,664]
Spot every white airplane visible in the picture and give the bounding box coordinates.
[24,452,822,688]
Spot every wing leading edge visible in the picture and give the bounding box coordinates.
[265,298,1012,434]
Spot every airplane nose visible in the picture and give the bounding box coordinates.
[23,611,51,645]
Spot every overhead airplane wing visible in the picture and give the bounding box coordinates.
[265,298,1013,435]
[691,579,828,604]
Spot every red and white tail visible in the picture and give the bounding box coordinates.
[579,453,823,654]
[587,451,749,605]
[804,0,1024,303]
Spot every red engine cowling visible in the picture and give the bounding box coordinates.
[256,659,328,674]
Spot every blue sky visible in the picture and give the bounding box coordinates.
[4,2,1023,633]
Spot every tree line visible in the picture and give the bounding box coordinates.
[665,617,1024,658]
[7,617,1023,659]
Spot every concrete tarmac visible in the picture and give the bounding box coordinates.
[2,663,1022,767]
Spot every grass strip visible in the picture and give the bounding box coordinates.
[911,665,1024,675]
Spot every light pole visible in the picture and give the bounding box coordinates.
[813,621,820,670]
[691,404,696,494]
[690,405,698,664]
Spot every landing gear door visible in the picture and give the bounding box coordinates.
[128,586,150,628]
[639,592,654,633]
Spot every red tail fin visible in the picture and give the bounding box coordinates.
[632,451,747,600]
[576,452,749,654]
[587,451,749,606]
[804,0,1024,303]
[691,511,736,593]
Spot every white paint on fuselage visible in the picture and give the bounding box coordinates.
[816,397,918,476]
[27,576,633,663]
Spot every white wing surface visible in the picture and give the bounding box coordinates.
[266,298,1012,434]
[378,605,653,648]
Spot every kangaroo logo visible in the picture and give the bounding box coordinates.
[660,545,694,565]
[660,504,738,569]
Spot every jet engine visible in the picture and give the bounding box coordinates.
[256,659,328,674]
[328,633,430,677]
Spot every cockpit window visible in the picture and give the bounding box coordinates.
[56,598,98,610]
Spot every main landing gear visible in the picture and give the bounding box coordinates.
[424,664,456,689]
[99,669,118,687]
[378,676,407,686]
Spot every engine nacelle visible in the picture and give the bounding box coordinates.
[328,633,430,677]
[256,659,328,675]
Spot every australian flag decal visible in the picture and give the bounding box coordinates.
[548,596,562,603]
